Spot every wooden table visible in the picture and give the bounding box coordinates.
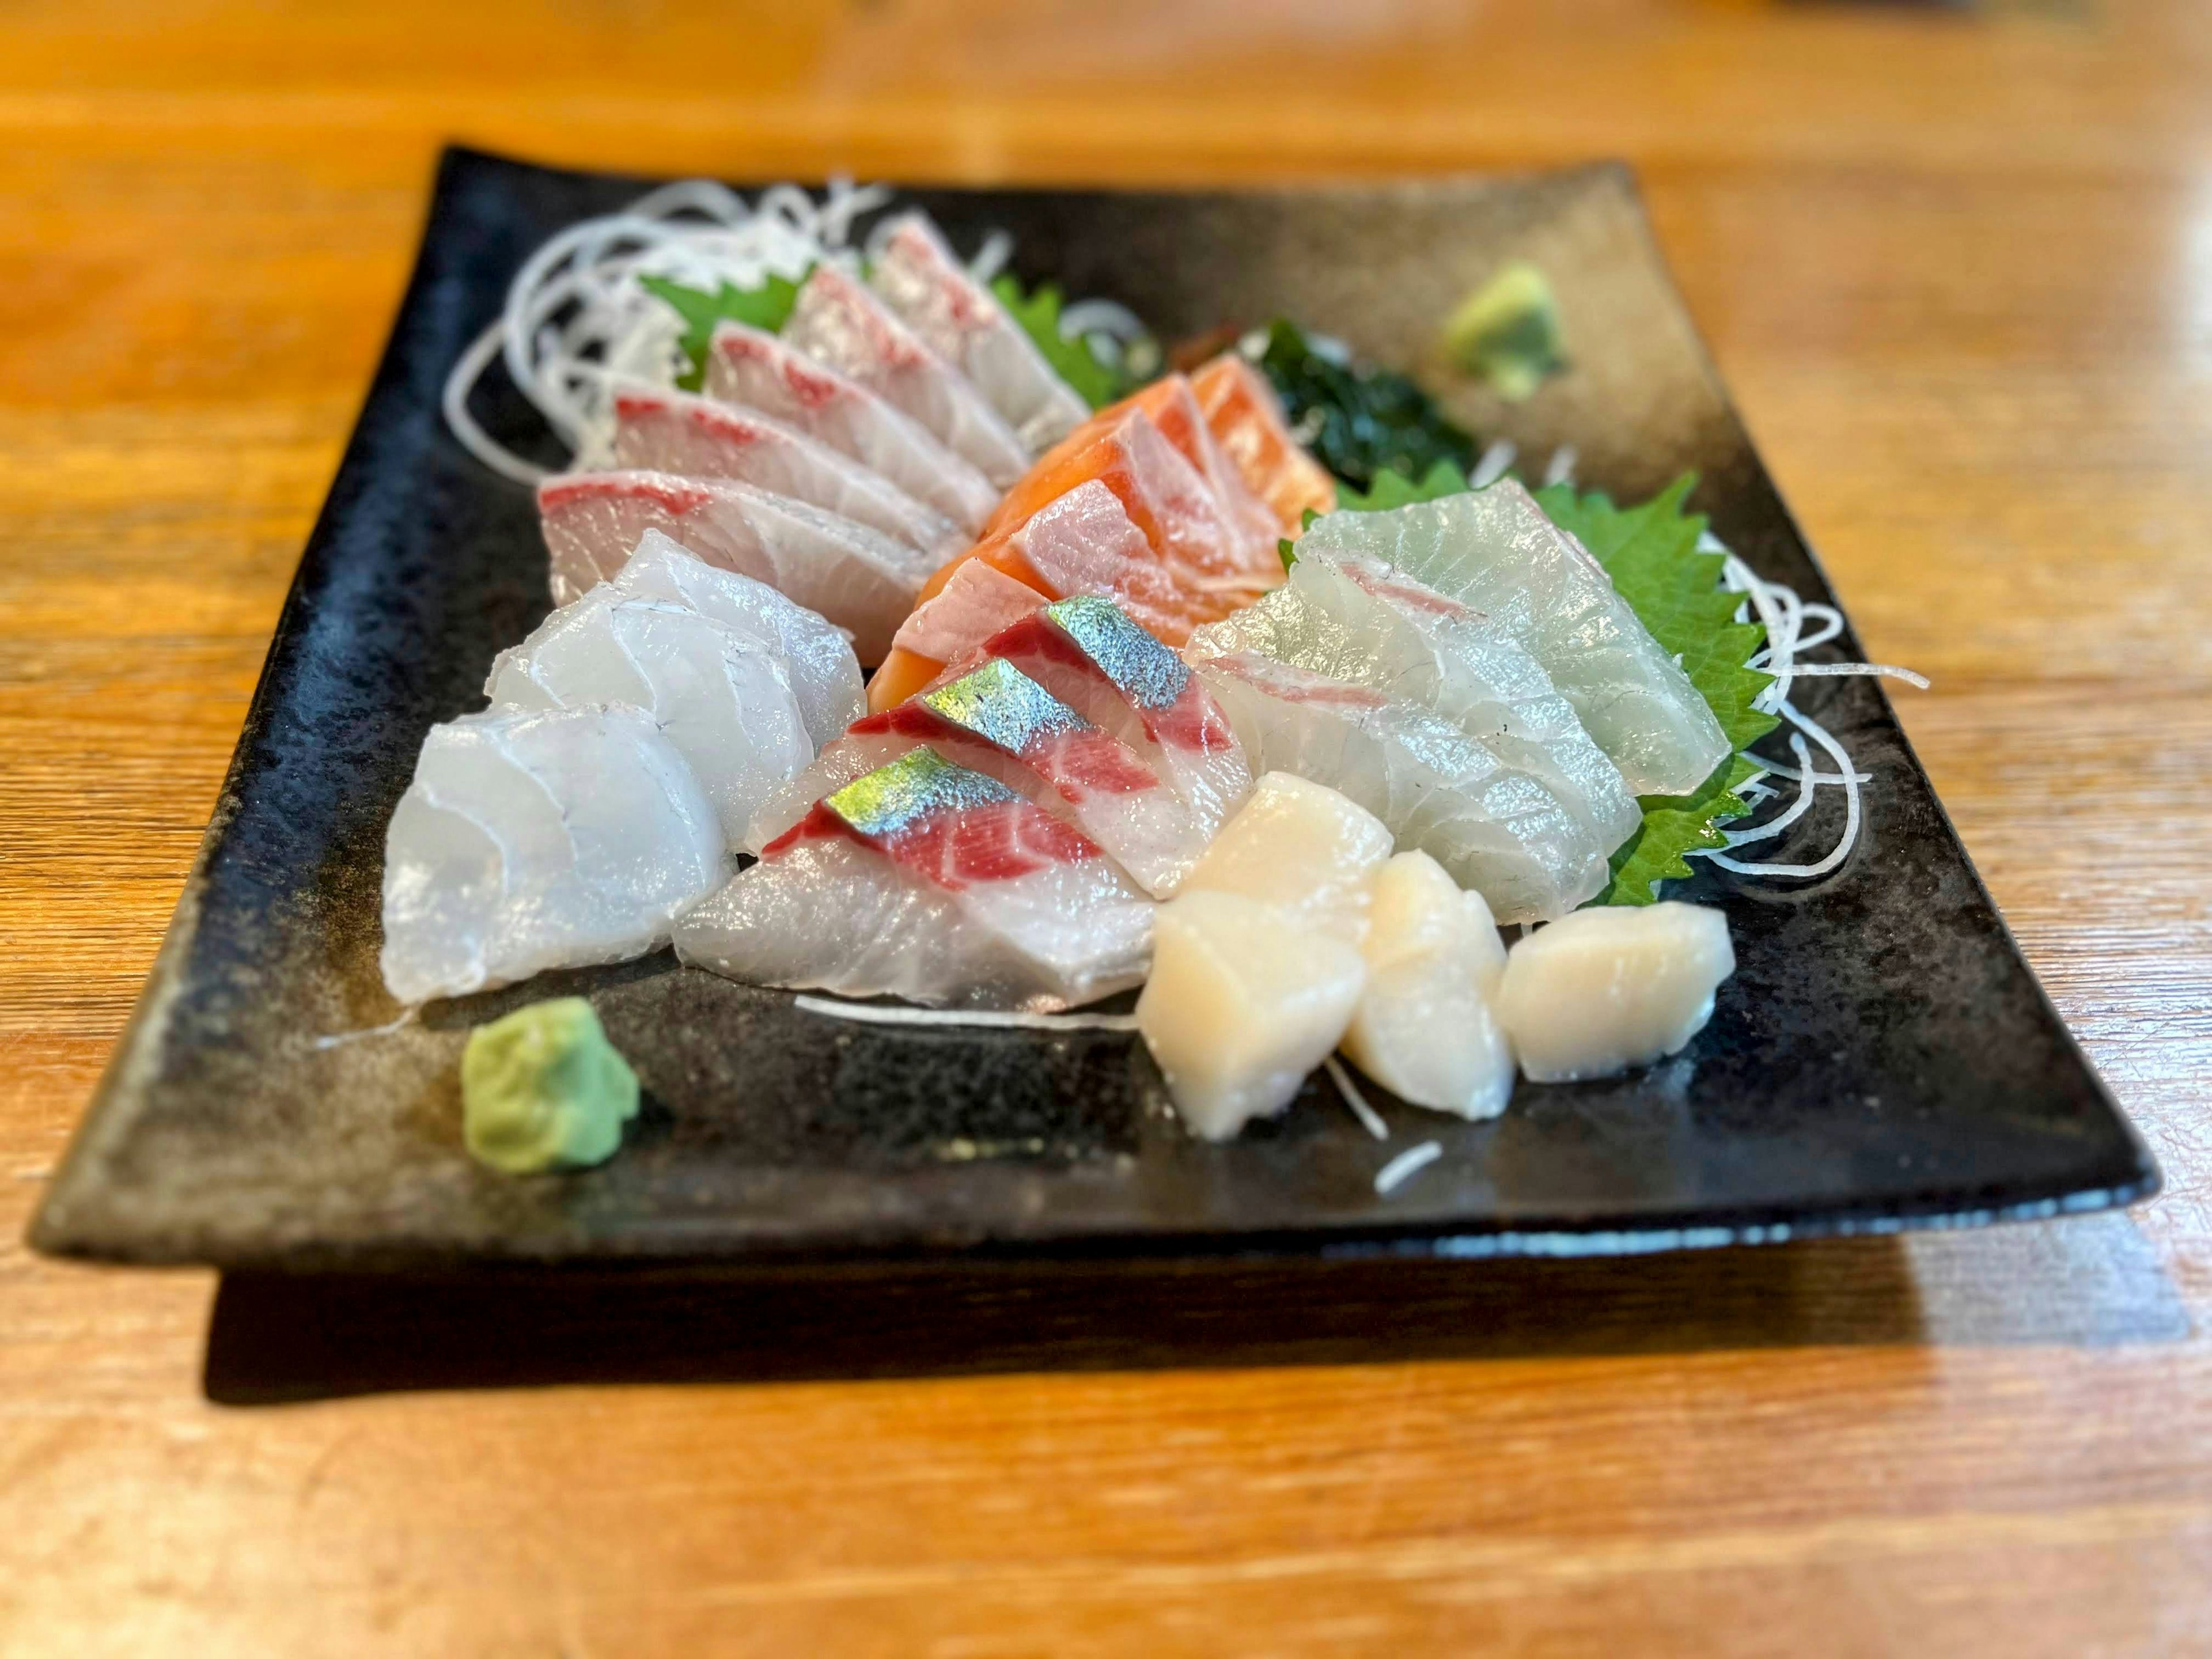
[5,2,2210,1651]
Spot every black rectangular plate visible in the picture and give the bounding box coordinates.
[30,146,2156,1272]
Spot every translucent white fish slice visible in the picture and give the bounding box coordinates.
[747,657,1205,897]
[537,471,930,664]
[1297,480,1730,796]
[704,320,1001,533]
[612,529,863,750]
[678,748,1153,1012]
[381,704,726,1003]
[867,211,1090,450]
[1188,552,1642,854]
[607,380,964,559]
[1190,651,1607,923]
[485,588,813,846]
[977,594,1254,842]
[782,263,1033,488]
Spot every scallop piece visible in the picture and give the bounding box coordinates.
[782,263,1032,488]
[607,380,964,560]
[1340,852,1514,1120]
[704,320,1000,533]
[867,211,1090,450]
[381,706,726,1004]
[1178,771,1393,942]
[1137,890,1368,1141]
[1496,902,1735,1082]
[612,529,863,750]
[1296,480,1730,796]
[485,588,813,846]
[1189,650,1607,923]
[1189,551,1642,855]
[536,470,929,664]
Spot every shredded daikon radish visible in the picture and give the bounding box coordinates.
[1324,1056,1390,1141]
[310,1004,422,1051]
[792,995,1139,1032]
[1685,536,1926,884]
[1542,445,1578,487]
[440,179,889,485]
[1471,440,1517,488]
[1374,1140,1443,1195]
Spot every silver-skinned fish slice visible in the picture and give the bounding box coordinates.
[537,470,929,664]
[676,748,1153,1012]
[612,529,863,750]
[782,263,1032,488]
[381,705,726,1004]
[1190,650,1608,923]
[975,594,1253,841]
[704,320,1000,533]
[606,380,964,559]
[1186,552,1642,853]
[1295,480,1729,796]
[866,211,1090,451]
[485,586,813,847]
[747,658,1205,899]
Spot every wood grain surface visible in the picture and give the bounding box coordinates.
[5,1,2211,1653]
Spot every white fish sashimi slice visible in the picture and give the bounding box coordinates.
[748,658,1204,897]
[381,705,726,1003]
[485,589,813,847]
[782,263,1032,488]
[977,595,1254,841]
[1296,480,1730,796]
[1010,480,1224,644]
[866,211,1090,450]
[1190,651,1607,923]
[613,529,863,750]
[885,556,1047,672]
[607,380,964,560]
[536,471,927,664]
[1188,555,1642,854]
[704,320,1000,533]
[678,749,1152,1011]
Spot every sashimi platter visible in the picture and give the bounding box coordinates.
[34,153,2152,1270]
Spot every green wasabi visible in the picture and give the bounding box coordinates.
[1441,262,1566,401]
[461,998,639,1174]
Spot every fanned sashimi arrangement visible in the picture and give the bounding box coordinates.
[423,179,1923,1173]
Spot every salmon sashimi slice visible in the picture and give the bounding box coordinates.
[977,596,1253,842]
[868,211,1090,452]
[676,747,1153,1011]
[782,264,1032,489]
[1113,374,1282,556]
[868,556,1049,714]
[703,320,1000,534]
[749,658,1206,897]
[537,470,930,664]
[1189,353,1339,533]
[607,381,963,559]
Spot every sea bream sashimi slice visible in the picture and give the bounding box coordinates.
[605,380,964,560]
[537,470,929,664]
[703,320,1000,533]
[867,482,1225,713]
[747,658,1206,898]
[484,584,813,846]
[1185,552,1642,854]
[1188,650,1607,923]
[610,529,864,751]
[1296,480,1731,796]
[977,595,1253,842]
[865,211,1090,452]
[1188,353,1339,534]
[781,263,1032,489]
[381,705,726,1005]
[676,748,1153,1012]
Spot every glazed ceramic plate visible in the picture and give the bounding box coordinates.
[31,147,2156,1272]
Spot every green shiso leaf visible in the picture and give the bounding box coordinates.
[1597,753,1767,907]
[1256,319,1477,490]
[990,273,1141,410]
[639,272,804,391]
[1334,457,1470,512]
